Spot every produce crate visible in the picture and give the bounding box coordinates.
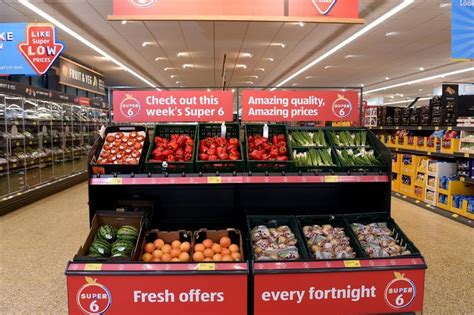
[144,124,197,173]
[74,211,144,262]
[193,228,245,261]
[195,123,244,173]
[244,124,293,172]
[292,147,341,173]
[296,215,365,259]
[437,180,473,211]
[247,215,309,261]
[89,125,149,175]
[139,229,192,262]
[344,213,421,258]
[440,138,460,154]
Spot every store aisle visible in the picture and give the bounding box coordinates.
[0,184,472,314]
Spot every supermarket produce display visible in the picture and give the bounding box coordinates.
[66,114,427,314]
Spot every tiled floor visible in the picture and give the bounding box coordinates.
[0,182,472,314]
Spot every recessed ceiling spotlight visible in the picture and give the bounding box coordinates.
[155,57,165,61]
[418,88,423,92]
[176,81,181,84]
[360,84,364,87]
[390,96,395,99]
[385,32,399,37]
[239,52,253,58]
[344,54,359,59]
[305,76,316,79]
[121,20,127,25]
[243,81,254,85]
[298,22,305,27]
[263,58,274,62]
[249,75,259,79]
[419,67,424,71]
[271,43,286,48]
[142,42,153,47]
[385,77,390,80]
[177,52,190,58]
[292,83,299,86]
[439,3,451,8]
[164,67,173,71]
[324,66,333,70]
[170,75,178,78]
[256,68,265,72]
[207,88,211,92]
[182,64,194,69]
[236,64,247,69]
[231,89,236,92]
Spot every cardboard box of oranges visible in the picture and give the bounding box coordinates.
[140,230,192,263]
[192,228,244,262]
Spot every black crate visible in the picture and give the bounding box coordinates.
[247,215,309,261]
[144,124,197,173]
[244,124,293,172]
[195,123,244,173]
[292,147,341,173]
[296,215,365,259]
[344,213,421,258]
[89,125,149,175]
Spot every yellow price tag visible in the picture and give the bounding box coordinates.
[461,177,465,182]
[464,153,470,158]
[418,126,422,130]
[108,178,122,185]
[427,152,431,156]
[452,214,459,218]
[325,176,339,183]
[426,204,431,208]
[84,264,102,271]
[16,142,20,146]
[197,263,216,271]
[415,200,420,204]
[12,163,17,168]
[207,177,222,184]
[435,127,439,131]
[395,126,399,130]
[344,260,361,268]
[379,126,383,130]
[447,127,452,131]
[402,195,407,199]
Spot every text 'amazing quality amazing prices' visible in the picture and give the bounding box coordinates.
[241,90,359,122]
[112,90,234,122]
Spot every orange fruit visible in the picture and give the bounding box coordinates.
[221,248,231,256]
[203,239,214,248]
[161,253,172,262]
[194,243,205,252]
[153,239,165,250]
[231,252,242,261]
[204,248,214,258]
[219,237,231,248]
[180,242,191,253]
[171,258,180,262]
[144,243,155,253]
[211,243,222,254]
[142,253,152,262]
[213,254,222,261]
[152,249,163,258]
[171,240,181,249]
[170,248,181,258]
[229,244,240,253]
[162,244,172,254]
[151,257,161,262]
[222,255,233,261]
[193,251,205,262]
[179,252,190,262]
[204,258,213,261]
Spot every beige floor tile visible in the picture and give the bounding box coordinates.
[0,183,472,314]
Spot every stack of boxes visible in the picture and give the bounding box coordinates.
[424,160,457,205]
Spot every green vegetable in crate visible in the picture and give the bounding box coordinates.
[111,240,135,257]
[117,225,139,242]
[289,130,327,147]
[293,148,335,167]
[329,130,367,147]
[336,148,381,166]
[89,239,111,257]
[97,225,117,243]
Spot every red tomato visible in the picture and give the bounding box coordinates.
[129,131,137,138]
[108,155,117,162]
[134,142,143,150]
[125,148,132,154]
[106,135,115,143]
[100,151,110,159]
[121,137,129,143]
[119,144,126,151]
[131,150,140,158]
[110,148,118,155]
[115,132,124,139]
[136,135,145,142]
[199,153,209,160]
[127,140,134,147]
[103,143,112,151]
[208,154,218,161]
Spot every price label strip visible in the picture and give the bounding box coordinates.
[84,264,102,271]
[344,260,361,268]
[197,263,216,271]
[207,177,222,184]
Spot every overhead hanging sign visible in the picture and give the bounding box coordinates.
[59,57,106,95]
[451,0,474,59]
[109,0,361,23]
[241,90,359,123]
[0,23,64,76]
[112,90,234,122]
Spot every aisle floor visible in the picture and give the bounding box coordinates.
[0,182,473,314]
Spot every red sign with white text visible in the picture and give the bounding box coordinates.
[18,24,64,75]
[241,90,359,122]
[254,269,425,314]
[112,0,359,20]
[67,274,247,315]
[112,90,234,123]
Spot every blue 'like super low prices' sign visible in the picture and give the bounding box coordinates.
[0,23,64,76]
[452,1,474,59]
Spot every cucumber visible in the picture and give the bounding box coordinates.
[97,225,117,243]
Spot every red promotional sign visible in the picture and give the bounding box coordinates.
[67,274,247,315]
[241,90,359,123]
[111,0,359,21]
[18,24,64,75]
[254,269,425,314]
[112,90,234,123]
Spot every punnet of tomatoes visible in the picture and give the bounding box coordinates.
[247,134,290,161]
[198,137,241,161]
[97,131,146,165]
[149,134,194,162]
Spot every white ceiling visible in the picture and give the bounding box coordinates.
[1,0,473,104]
